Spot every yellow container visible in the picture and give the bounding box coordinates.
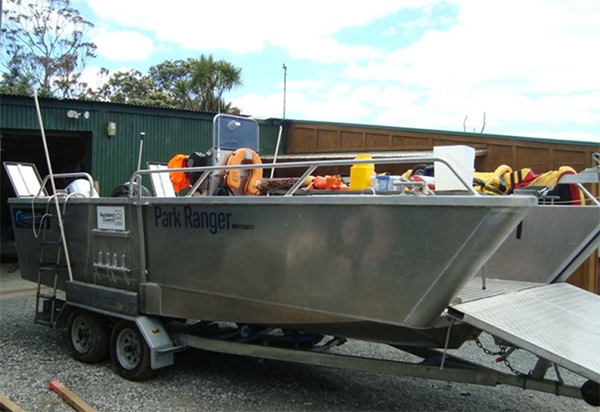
[350,154,375,190]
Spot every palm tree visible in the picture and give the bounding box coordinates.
[190,55,243,113]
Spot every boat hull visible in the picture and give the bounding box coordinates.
[476,205,600,284]
[10,195,534,330]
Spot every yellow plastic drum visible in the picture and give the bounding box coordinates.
[350,154,375,190]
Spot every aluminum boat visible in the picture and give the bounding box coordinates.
[10,191,533,330]
[5,110,600,405]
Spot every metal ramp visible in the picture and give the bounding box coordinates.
[449,283,600,384]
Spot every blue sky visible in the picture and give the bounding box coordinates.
[74,0,599,143]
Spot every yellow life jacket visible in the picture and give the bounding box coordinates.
[225,148,263,195]
[401,169,413,179]
[473,165,513,195]
[529,166,576,186]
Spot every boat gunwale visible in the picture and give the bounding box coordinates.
[9,194,539,208]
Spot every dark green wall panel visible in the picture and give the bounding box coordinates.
[1,95,280,195]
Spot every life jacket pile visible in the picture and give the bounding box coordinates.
[167,149,263,196]
[473,165,583,204]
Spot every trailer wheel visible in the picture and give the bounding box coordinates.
[581,380,600,407]
[66,309,110,363]
[110,321,155,381]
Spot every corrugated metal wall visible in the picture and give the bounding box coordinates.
[0,95,281,195]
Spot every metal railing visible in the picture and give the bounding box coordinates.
[128,155,479,199]
[36,172,96,199]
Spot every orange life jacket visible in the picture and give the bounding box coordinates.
[225,149,263,195]
[167,154,190,193]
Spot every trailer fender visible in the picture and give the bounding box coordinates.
[135,316,181,370]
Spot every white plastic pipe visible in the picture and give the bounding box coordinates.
[33,90,74,282]
[270,125,284,179]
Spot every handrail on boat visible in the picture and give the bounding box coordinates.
[37,172,96,198]
[128,155,479,199]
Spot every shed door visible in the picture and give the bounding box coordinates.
[1,130,90,258]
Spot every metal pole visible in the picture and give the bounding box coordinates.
[282,63,287,120]
[269,125,283,179]
[137,132,145,172]
[134,132,146,193]
[33,90,74,282]
[0,0,4,50]
[270,64,287,180]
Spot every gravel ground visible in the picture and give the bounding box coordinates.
[0,293,595,412]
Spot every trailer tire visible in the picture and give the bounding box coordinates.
[581,380,600,407]
[66,309,110,363]
[110,321,155,381]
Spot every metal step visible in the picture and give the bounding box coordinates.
[37,292,56,300]
[41,240,62,245]
[448,283,600,383]
[39,264,65,272]
[34,318,54,327]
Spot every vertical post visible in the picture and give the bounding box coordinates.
[135,132,145,194]
[269,126,284,179]
[481,264,487,290]
[270,64,287,180]
[33,91,74,282]
[282,63,287,120]
[137,132,145,172]
[0,0,4,51]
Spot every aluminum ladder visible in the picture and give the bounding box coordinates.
[34,209,65,327]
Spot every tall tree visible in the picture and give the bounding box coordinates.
[190,55,243,113]
[88,56,243,114]
[148,59,199,110]
[1,0,97,98]
[90,69,172,107]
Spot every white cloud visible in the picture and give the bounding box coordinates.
[232,89,371,122]
[285,80,323,93]
[80,65,136,91]
[346,1,600,95]
[84,0,600,142]
[337,0,600,138]
[93,31,155,61]
[79,66,108,90]
[85,0,423,62]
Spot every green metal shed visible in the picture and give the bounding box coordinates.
[1,94,282,256]
[0,94,282,195]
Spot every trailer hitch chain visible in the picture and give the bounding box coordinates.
[474,337,532,378]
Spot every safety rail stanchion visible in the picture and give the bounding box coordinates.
[128,156,480,197]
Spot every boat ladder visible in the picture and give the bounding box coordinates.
[34,210,66,327]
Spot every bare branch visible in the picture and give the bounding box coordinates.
[480,112,486,134]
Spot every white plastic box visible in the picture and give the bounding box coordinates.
[434,145,475,191]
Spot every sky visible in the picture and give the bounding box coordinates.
[75,0,599,144]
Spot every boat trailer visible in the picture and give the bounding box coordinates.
[4,99,600,407]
